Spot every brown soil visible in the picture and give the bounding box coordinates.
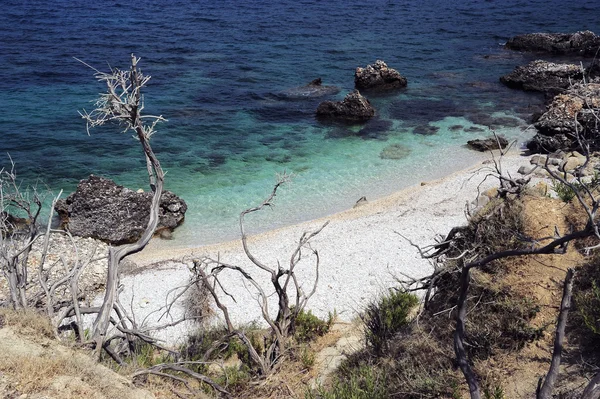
[475,194,589,398]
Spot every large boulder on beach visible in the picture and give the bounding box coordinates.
[500,60,587,94]
[279,78,341,99]
[355,60,407,91]
[316,90,375,122]
[505,31,600,57]
[56,175,187,245]
[527,83,600,153]
[467,136,509,152]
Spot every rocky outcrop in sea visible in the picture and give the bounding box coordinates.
[527,83,600,153]
[316,90,375,122]
[504,30,600,57]
[56,175,187,245]
[354,60,407,91]
[500,60,590,94]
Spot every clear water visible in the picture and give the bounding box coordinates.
[1,0,599,245]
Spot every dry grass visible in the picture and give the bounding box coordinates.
[0,306,55,339]
[0,308,154,399]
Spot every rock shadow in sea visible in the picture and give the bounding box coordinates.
[389,97,465,127]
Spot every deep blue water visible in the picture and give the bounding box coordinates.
[1,0,599,245]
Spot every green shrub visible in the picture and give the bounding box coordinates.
[294,309,334,342]
[552,173,600,203]
[576,280,600,336]
[363,289,418,354]
[214,365,251,392]
[306,365,389,399]
[299,345,316,369]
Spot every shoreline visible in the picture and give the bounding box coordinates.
[121,149,535,344]
[131,148,529,266]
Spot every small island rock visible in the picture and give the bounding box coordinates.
[316,90,375,122]
[56,175,187,245]
[505,31,600,57]
[500,60,585,94]
[355,60,407,91]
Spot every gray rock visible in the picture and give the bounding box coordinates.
[316,90,375,122]
[467,136,509,152]
[518,165,537,175]
[527,83,600,153]
[56,175,187,245]
[500,60,586,94]
[355,60,407,91]
[505,31,600,57]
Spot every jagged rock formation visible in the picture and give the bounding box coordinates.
[500,60,591,94]
[505,30,600,57]
[527,83,600,153]
[354,60,407,91]
[316,90,375,122]
[280,78,341,99]
[467,136,509,152]
[56,175,187,245]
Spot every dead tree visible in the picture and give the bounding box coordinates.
[0,162,44,308]
[189,176,328,376]
[78,54,167,351]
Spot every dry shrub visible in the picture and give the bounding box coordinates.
[446,198,526,269]
[183,279,213,324]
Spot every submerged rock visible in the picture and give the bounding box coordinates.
[316,90,375,122]
[413,124,439,135]
[390,97,463,126]
[280,78,341,99]
[56,175,187,245]
[467,136,509,152]
[467,113,523,129]
[505,30,600,57]
[380,144,411,160]
[357,119,393,140]
[355,60,407,91]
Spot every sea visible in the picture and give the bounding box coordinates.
[1,0,599,246]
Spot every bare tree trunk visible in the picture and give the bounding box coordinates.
[454,265,481,399]
[537,268,574,399]
[582,371,600,399]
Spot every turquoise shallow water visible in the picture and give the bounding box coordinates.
[1,0,598,246]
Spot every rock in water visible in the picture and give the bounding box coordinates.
[355,60,407,91]
[467,136,509,152]
[505,31,600,57]
[500,60,586,94]
[528,83,600,153]
[280,78,341,99]
[316,90,375,122]
[56,175,187,245]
